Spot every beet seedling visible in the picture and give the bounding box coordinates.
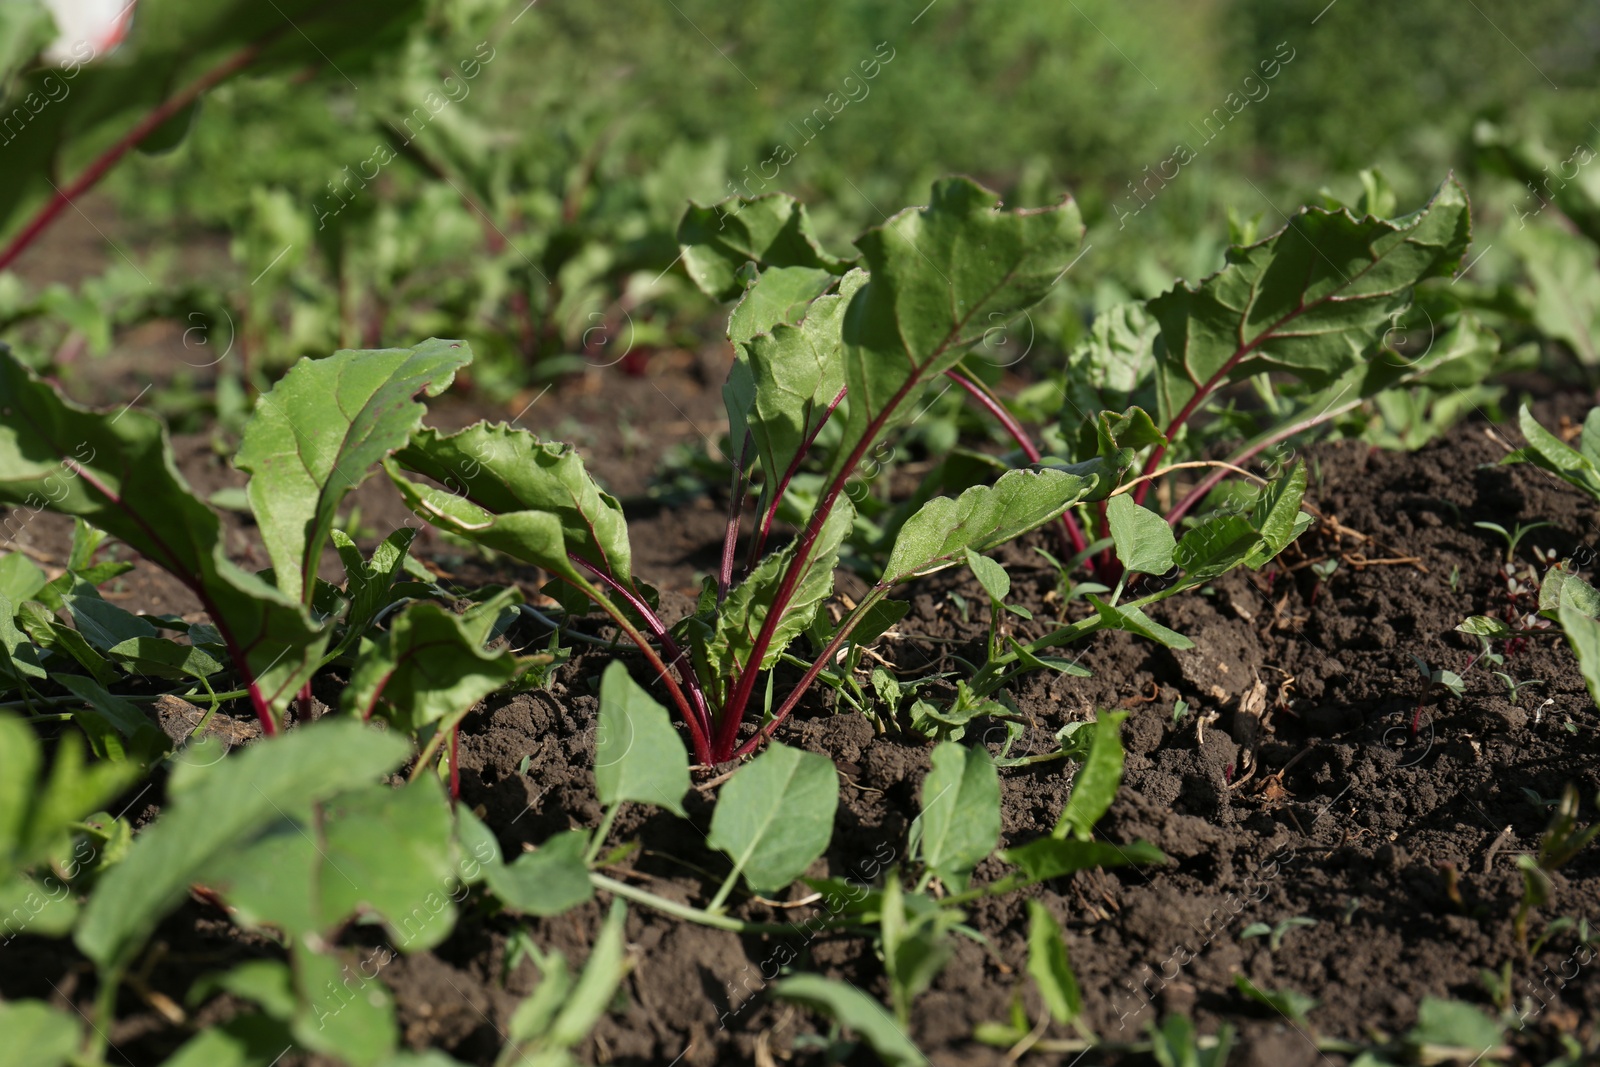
[1408,653,1466,735]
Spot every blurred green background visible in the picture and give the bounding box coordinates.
[0,0,1596,423]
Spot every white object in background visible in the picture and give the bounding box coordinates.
[40,0,136,65]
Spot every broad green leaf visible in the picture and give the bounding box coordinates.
[1087,596,1193,650]
[235,340,470,605]
[391,424,632,583]
[106,635,226,682]
[205,779,459,951]
[0,347,325,715]
[964,549,1011,606]
[772,974,928,1067]
[1150,178,1471,427]
[727,265,838,352]
[1055,711,1127,840]
[1234,975,1317,1025]
[1508,223,1600,366]
[155,1016,300,1067]
[342,593,521,734]
[0,552,46,601]
[1542,567,1600,620]
[292,944,398,1067]
[1106,494,1176,575]
[1026,901,1083,1024]
[1505,405,1600,502]
[485,830,594,917]
[740,270,867,518]
[0,1000,79,1067]
[913,742,999,892]
[61,589,155,652]
[709,498,852,678]
[1060,303,1160,457]
[0,873,77,936]
[834,178,1084,483]
[76,719,409,969]
[0,593,45,684]
[1560,599,1600,711]
[194,960,299,1021]
[1173,512,1261,580]
[595,662,689,817]
[56,675,168,754]
[1408,997,1504,1057]
[883,468,1098,584]
[1001,837,1167,883]
[679,193,851,301]
[707,742,838,894]
[16,601,117,687]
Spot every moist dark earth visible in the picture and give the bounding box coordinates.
[4,338,1600,1066]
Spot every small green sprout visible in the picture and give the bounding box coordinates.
[1473,520,1554,567]
[1240,915,1318,951]
[1493,672,1544,706]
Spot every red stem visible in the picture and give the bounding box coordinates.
[0,43,265,274]
[719,433,752,602]
[747,386,849,570]
[449,723,461,800]
[944,369,1087,556]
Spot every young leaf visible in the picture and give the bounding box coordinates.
[882,468,1099,584]
[1234,975,1317,1026]
[1055,710,1128,840]
[1087,596,1194,650]
[1026,900,1084,1025]
[342,593,521,733]
[1542,567,1600,620]
[679,193,851,301]
[964,549,1011,606]
[75,719,410,970]
[1457,615,1514,638]
[540,899,631,1051]
[1001,837,1167,883]
[392,424,633,584]
[1242,461,1309,569]
[595,662,690,817]
[727,265,839,351]
[234,339,470,605]
[772,973,928,1067]
[1149,178,1471,428]
[0,348,325,717]
[1408,997,1505,1058]
[912,741,1000,892]
[708,498,852,678]
[330,527,418,654]
[291,944,398,1067]
[707,742,838,895]
[484,830,595,918]
[1560,599,1600,711]
[880,878,956,1025]
[1173,512,1261,581]
[833,178,1084,484]
[1106,494,1176,575]
[0,1001,79,1067]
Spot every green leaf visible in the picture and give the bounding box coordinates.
[291,944,398,1067]
[1173,512,1261,580]
[1508,224,1600,366]
[772,974,928,1067]
[331,527,419,655]
[709,498,852,677]
[595,662,690,817]
[707,742,838,895]
[154,1016,299,1067]
[0,1000,80,1067]
[882,468,1099,584]
[342,593,521,734]
[1087,595,1193,650]
[0,593,46,684]
[1234,975,1317,1025]
[880,878,956,1025]
[55,675,167,754]
[1243,461,1310,568]
[912,742,999,893]
[1505,405,1600,502]
[484,830,594,917]
[964,549,1011,606]
[390,424,632,584]
[235,340,469,605]
[1456,615,1513,638]
[0,347,325,715]
[1026,900,1084,1025]
[1560,599,1600,712]
[1408,997,1504,1057]
[75,719,409,970]
[544,900,631,1050]
[1149,178,1471,427]
[16,602,117,688]
[1542,567,1600,620]
[1106,494,1176,575]
[192,960,298,1021]
[206,779,459,951]
[1060,303,1160,456]
[1002,836,1167,883]
[0,712,140,880]
[679,194,851,301]
[834,178,1084,484]
[0,552,46,602]
[727,265,839,352]
[740,270,867,518]
[1055,711,1127,840]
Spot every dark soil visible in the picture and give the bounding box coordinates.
[5,358,1600,1065]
